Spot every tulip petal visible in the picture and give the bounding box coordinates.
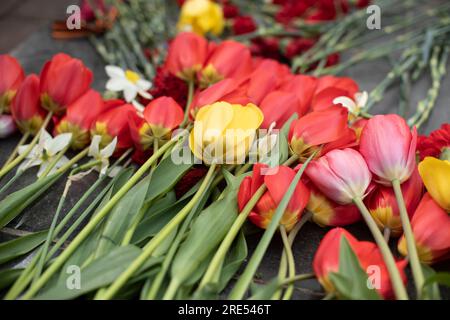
[418,157,450,211]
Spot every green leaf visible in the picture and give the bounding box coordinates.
[219,231,247,291]
[170,190,239,286]
[35,245,142,300]
[281,113,298,137]
[0,173,62,228]
[145,154,193,203]
[0,230,48,265]
[131,183,201,245]
[57,169,134,282]
[0,268,23,291]
[95,174,151,256]
[421,264,441,299]
[248,278,281,300]
[423,271,450,292]
[329,237,381,300]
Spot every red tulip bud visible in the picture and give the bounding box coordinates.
[398,193,450,264]
[365,168,423,236]
[10,74,47,135]
[199,40,252,87]
[55,89,108,149]
[91,100,135,154]
[165,32,208,82]
[239,164,310,231]
[40,53,93,113]
[305,148,372,205]
[314,228,407,299]
[0,54,25,114]
[360,114,417,185]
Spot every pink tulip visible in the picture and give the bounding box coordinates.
[359,114,417,185]
[305,148,372,204]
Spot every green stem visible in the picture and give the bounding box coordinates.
[228,153,314,300]
[279,226,295,301]
[54,148,90,176]
[0,112,53,180]
[162,279,180,300]
[20,139,176,299]
[146,177,211,299]
[0,170,24,195]
[180,80,194,128]
[97,162,218,300]
[32,179,70,283]
[392,179,425,298]
[198,184,267,290]
[353,197,408,300]
[1,132,30,170]
[276,211,311,300]
[281,273,315,286]
[4,173,114,300]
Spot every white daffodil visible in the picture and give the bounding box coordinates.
[18,130,72,177]
[0,114,16,138]
[249,122,279,165]
[333,91,368,116]
[105,66,152,108]
[88,135,118,176]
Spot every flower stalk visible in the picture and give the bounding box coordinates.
[352,196,408,300]
[392,179,425,298]
[97,161,218,300]
[20,138,177,299]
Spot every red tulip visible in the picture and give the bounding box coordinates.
[55,89,107,149]
[307,183,361,227]
[279,74,317,116]
[360,114,417,185]
[165,32,208,82]
[10,74,47,135]
[288,106,356,161]
[311,76,359,111]
[398,193,450,264]
[199,40,253,87]
[238,164,310,231]
[351,117,368,142]
[143,96,184,139]
[314,228,407,299]
[91,100,135,154]
[0,54,25,113]
[259,91,299,130]
[40,53,93,113]
[305,148,372,205]
[365,168,423,236]
[190,78,250,117]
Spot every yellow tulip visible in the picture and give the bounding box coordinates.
[177,0,224,36]
[189,102,264,165]
[418,156,450,212]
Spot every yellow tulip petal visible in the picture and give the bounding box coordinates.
[418,157,450,211]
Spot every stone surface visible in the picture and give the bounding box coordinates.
[0,15,449,300]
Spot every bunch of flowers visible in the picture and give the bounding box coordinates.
[0,5,449,301]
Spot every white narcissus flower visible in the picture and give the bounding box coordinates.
[0,114,16,138]
[105,66,152,108]
[88,135,118,176]
[249,122,279,164]
[333,91,368,116]
[18,130,72,177]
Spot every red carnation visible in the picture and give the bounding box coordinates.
[232,16,257,35]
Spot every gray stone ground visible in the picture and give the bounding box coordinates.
[0,1,449,300]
